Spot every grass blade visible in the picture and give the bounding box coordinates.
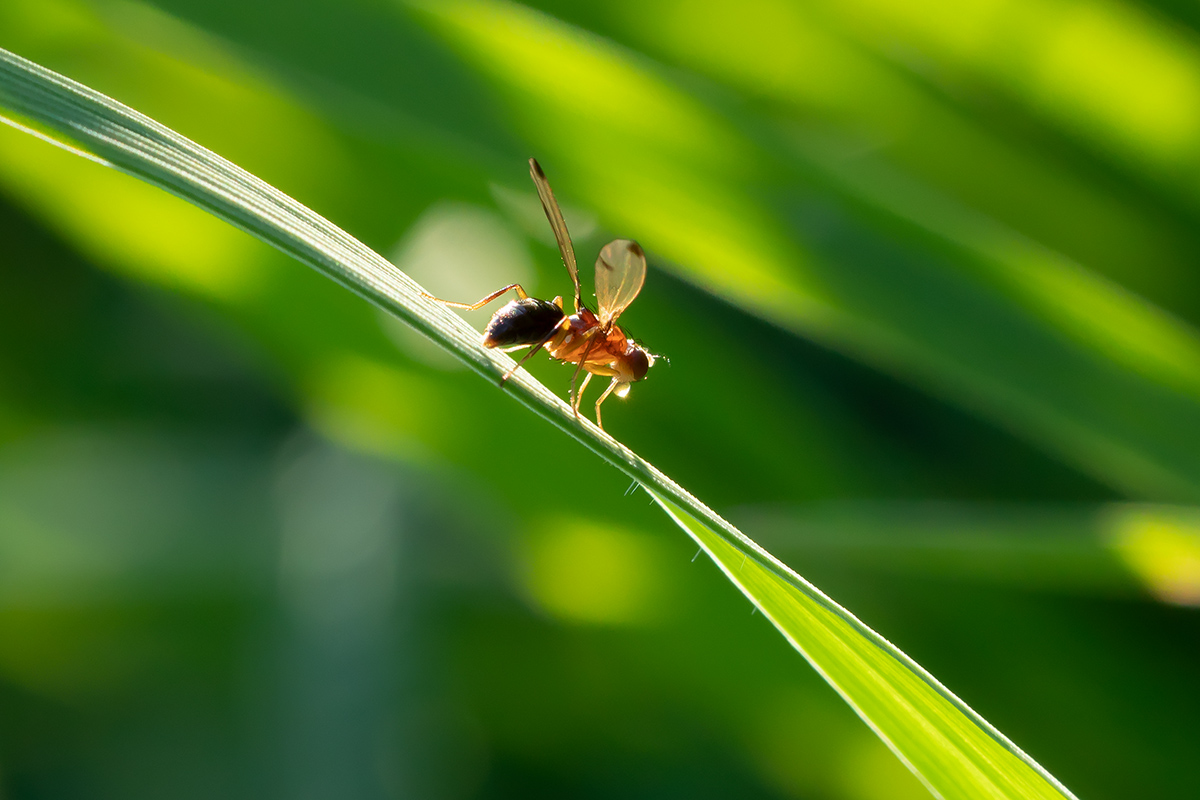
[652,492,1076,800]
[0,46,1074,799]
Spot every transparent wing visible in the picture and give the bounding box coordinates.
[529,158,581,311]
[595,239,646,327]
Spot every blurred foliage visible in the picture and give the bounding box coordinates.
[2,0,1200,798]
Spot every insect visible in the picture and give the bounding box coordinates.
[421,158,656,429]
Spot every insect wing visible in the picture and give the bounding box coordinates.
[529,158,581,311]
[595,239,646,327]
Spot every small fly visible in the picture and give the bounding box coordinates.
[422,158,656,429]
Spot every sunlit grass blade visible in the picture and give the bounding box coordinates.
[652,492,1076,800]
[0,46,1075,798]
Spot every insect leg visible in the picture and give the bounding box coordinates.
[500,342,546,386]
[421,283,528,310]
[568,335,600,419]
[593,377,621,430]
[499,321,568,386]
[573,373,593,416]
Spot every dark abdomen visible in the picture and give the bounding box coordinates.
[483,298,564,348]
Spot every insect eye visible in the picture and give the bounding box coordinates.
[625,345,651,381]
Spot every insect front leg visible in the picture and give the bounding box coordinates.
[593,377,622,430]
[421,283,528,310]
[568,334,601,418]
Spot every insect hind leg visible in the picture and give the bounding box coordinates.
[499,320,568,386]
[501,340,546,385]
[421,283,528,310]
[572,372,594,416]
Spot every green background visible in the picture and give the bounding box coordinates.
[2,0,1200,797]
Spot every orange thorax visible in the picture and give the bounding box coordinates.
[546,308,629,373]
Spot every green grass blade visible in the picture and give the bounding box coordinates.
[0,46,1075,799]
[652,492,1076,800]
